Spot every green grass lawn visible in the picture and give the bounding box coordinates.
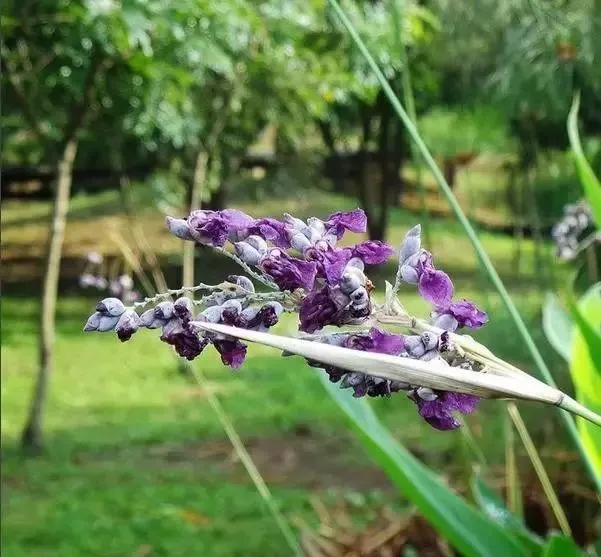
[1,191,583,556]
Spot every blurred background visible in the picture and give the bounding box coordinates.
[2,0,601,555]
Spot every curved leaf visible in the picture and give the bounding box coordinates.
[318,373,528,557]
[568,283,601,475]
[471,474,543,555]
[542,293,573,363]
[567,93,601,228]
[543,533,585,557]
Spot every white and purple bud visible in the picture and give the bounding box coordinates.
[154,301,175,321]
[349,287,369,309]
[115,310,141,341]
[288,230,313,251]
[420,332,438,351]
[97,315,120,332]
[339,267,366,294]
[96,297,126,317]
[307,217,326,238]
[234,242,263,266]
[83,312,102,332]
[283,213,307,232]
[345,257,365,272]
[139,308,167,329]
[197,305,223,323]
[415,387,438,401]
[166,216,195,241]
[433,313,458,332]
[399,225,421,263]
[399,264,419,284]
[228,275,255,292]
[173,297,194,322]
[404,335,426,358]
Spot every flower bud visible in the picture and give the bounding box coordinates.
[404,335,425,358]
[83,312,102,332]
[139,308,166,329]
[234,242,262,266]
[283,213,307,232]
[97,315,120,332]
[399,225,421,263]
[115,310,141,341]
[339,270,363,294]
[96,297,126,317]
[307,217,326,237]
[245,235,268,253]
[166,216,195,241]
[416,387,438,401]
[400,264,419,284]
[433,314,458,332]
[420,332,438,351]
[289,230,312,251]
[173,297,194,321]
[349,287,369,309]
[345,257,365,272]
[341,372,365,388]
[154,301,175,320]
[228,275,255,292]
[197,305,223,323]
[420,350,439,362]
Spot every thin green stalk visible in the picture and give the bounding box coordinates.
[508,404,571,535]
[188,365,302,556]
[504,410,523,518]
[389,0,432,247]
[327,0,601,493]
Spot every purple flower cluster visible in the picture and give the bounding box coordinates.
[85,208,490,432]
[84,278,283,367]
[398,226,488,332]
[167,208,393,332]
[79,253,141,303]
[304,328,479,429]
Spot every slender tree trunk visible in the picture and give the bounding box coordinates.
[21,47,102,453]
[22,139,78,453]
[183,151,209,289]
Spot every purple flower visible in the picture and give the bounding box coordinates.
[160,319,208,361]
[260,249,317,292]
[243,218,290,248]
[299,286,350,333]
[352,240,394,265]
[433,299,488,331]
[415,252,454,306]
[187,209,254,247]
[411,390,480,430]
[304,243,352,284]
[325,209,367,239]
[214,339,247,368]
[115,310,141,342]
[344,328,405,356]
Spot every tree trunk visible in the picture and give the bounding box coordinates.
[182,150,209,289]
[22,139,78,453]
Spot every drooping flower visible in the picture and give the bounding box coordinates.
[352,240,394,265]
[243,217,290,248]
[213,339,247,368]
[299,285,349,333]
[410,390,480,430]
[433,299,488,331]
[414,252,454,306]
[304,243,352,284]
[160,319,209,361]
[186,209,254,246]
[325,208,367,239]
[115,310,141,341]
[260,249,317,292]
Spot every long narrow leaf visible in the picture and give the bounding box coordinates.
[471,473,543,555]
[317,373,528,557]
[568,284,601,475]
[543,533,586,557]
[542,293,574,363]
[567,94,601,228]
[325,0,601,492]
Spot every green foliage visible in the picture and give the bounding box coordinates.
[317,373,528,557]
[542,293,574,362]
[470,473,543,555]
[567,94,601,228]
[543,534,586,557]
[568,284,601,474]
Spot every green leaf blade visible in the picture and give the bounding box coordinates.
[542,293,574,363]
[318,373,529,557]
